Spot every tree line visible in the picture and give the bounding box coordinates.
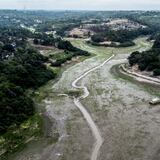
[128,35,160,76]
[0,30,55,134]
[91,28,152,46]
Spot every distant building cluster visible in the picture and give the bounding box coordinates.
[105,19,147,31]
[68,18,147,38]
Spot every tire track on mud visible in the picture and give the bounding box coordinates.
[72,55,115,160]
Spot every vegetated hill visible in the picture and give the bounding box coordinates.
[128,35,160,76]
[0,42,55,134]
[0,24,90,134]
[125,11,160,40]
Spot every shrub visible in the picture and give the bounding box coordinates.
[153,69,160,76]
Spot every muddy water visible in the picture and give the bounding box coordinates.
[72,55,114,160]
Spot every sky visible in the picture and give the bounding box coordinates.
[0,0,160,10]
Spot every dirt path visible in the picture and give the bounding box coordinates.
[11,37,153,160]
[72,55,114,160]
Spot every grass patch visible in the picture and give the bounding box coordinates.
[0,114,42,160]
[65,89,83,98]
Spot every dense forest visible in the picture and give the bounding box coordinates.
[0,40,55,134]
[91,28,151,47]
[0,24,89,134]
[128,35,160,76]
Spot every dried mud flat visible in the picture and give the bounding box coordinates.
[81,57,160,160]
[11,37,157,160]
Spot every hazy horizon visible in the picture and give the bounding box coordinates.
[0,0,160,11]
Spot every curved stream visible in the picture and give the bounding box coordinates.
[72,55,115,160]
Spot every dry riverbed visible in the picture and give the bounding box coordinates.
[11,37,156,160]
[81,57,160,160]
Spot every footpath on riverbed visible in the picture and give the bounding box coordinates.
[72,55,114,160]
[11,37,154,160]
